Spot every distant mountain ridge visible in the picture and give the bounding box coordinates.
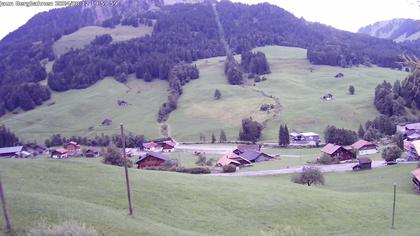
[358,18,420,42]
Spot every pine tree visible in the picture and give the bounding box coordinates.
[278,125,284,146]
[219,129,227,143]
[349,85,355,95]
[211,133,216,143]
[358,124,365,138]
[284,124,290,146]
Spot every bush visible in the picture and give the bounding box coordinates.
[205,158,215,166]
[102,146,133,167]
[382,146,402,162]
[28,221,98,236]
[184,167,211,174]
[222,164,237,173]
[417,162,420,168]
[316,154,339,165]
[195,154,207,166]
[291,167,325,186]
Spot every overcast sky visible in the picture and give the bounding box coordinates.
[0,0,419,40]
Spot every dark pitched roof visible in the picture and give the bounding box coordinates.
[0,146,23,155]
[358,157,372,164]
[352,140,376,150]
[321,143,342,155]
[240,150,262,162]
[136,152,169,164]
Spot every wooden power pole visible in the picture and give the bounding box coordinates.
[0,174,12,233]
[120,124,133,215]
[391,183,397,229]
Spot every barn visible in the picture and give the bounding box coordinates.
[353,157,372,171]
[0,146,24,158]
[233,144,262,155]
[412,169,420,192]
[321,143,355,161]
[216,152,252,167]
[351,140,378,156]
[136,152,169,169]
[239,150,275,163]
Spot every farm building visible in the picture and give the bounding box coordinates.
[290,132,320,143]
[397,122,420,134]
[143,142,160,152]
[352,157,372,171]
[351,140,378,156]
[233,144,262,155]
[321,143,355,161]
[411,169,420,192]
[239,150,275,163]
[216,152,252,167]
[0,146,24,158]
[162,141,175,152]
[407,140,420,161]
[84,149,99,158]
[51,148,68,159]
[136,152,169,169]
[64,141,80,155]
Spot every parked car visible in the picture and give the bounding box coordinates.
[396,158,407,163]
[386,160,397,165]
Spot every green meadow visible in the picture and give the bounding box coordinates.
[0,158,418,235]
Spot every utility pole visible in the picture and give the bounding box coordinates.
[391,183,397,229]
[120,124,133,215]
[0,174,12,233]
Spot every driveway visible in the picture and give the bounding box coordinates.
[209,160,387,177]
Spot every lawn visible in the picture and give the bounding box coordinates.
[0,158,419,235]
[0,77,168,143]
[53,25,152,57]
[169,46,408,142]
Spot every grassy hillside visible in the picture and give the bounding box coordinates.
[0,77,167,142]
[53,25,153,57]
[0,158,419,235]
[169,46,408,142]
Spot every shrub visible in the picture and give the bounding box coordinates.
[291,167,325,186]
[417,162,420,168]
[382,146,402,162]
[102,146,133,167]
[316,154,339,165]
[222,164,237,173]
[160,159,179,169]
[185,167,211,174]
[28,221,98,236]
[195,154,207,166]
[206,158,215,166]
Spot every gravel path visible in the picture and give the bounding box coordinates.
[209,160,387,177]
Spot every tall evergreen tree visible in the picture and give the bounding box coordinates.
[284,124,290,146]
[358,124,365,138]
[211,133,216,143]
[219,129,227,143]
[278,125,284,146]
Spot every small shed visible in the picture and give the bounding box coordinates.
[101,119,112,126]
[136,152,169,169]
[162,141,176,153]
[84,149,99,158]
[411,169,420,192]
[51,148,68,159]
[353,157,372,171]
[334,73,344,78]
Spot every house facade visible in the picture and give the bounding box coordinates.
[64,141,80,155]
[351,140,378,156]
[162,141,175,152]
[136,152,169,169]
[321,143,355,161]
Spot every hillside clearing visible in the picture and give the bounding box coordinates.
[0,77,167,142]
[53,25,153,57]
[168,46,408,142]
[0,158,419,235]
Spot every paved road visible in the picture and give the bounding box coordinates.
[209,160,387,177]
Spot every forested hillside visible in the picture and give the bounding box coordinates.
[0,0,419,118]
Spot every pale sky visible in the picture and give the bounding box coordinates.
[0,0,419,40]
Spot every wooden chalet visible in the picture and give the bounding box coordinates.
[64,141,80,155]
[162,141,176,153]
[136,152,169,169]
[216,152,252,167]
[239,150,275,163]
[321,143,355,161]
[51,148,68,159]
[411,169,420,192]
[408,140,420,161]
[0,146,24,158]
[233,144,262,155]
[143,142,159,152]
[351,140,378,156]
[353,157,372,171]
